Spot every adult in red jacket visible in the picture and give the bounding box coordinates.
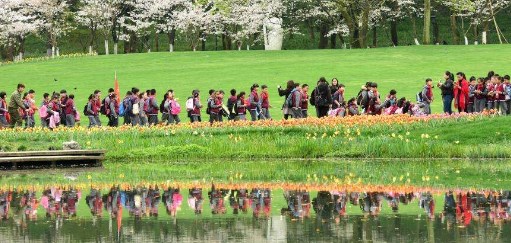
[454,72,469,113]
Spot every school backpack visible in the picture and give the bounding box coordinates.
[206,98,212,115]
[39,104,48,118]
[132,101,140,115]
[505,85,511,97]
[314,88,328,107]
[83,104,89,116]
[356,89,368,106]
[99,98,108,115]
[159,99,166,113]
[119,100,126,117]
[170,100,181,115]
[286,89,299,108]
[186,97,194,111]
[416,91,424,102]
[143,98,150,114]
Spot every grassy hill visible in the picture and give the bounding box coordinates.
[0,45,510,122]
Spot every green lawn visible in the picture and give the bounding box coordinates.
[1,45,510,122]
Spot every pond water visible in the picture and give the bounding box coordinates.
[0,185,510,242]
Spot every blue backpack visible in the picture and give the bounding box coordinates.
[505,85,511,97]
[119,98,128,117]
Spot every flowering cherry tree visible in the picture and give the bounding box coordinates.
[32,0,73,58]
[151,0,189,52]
[0,0,41,60]
[76,0,120,55]
[175,1,222,51]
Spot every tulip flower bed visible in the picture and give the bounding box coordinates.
[1,112,509,160]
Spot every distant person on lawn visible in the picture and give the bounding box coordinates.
[421,79,434,115]
[0,92,9,128]
[8,83,29,128]
[473,77,487,113]
[260,85,271,120]
[278,80,295,120]
[311,77,332,118]
[454,72,469,113]
[438,71,454,115]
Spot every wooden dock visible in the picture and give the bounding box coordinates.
[0,150,105,170]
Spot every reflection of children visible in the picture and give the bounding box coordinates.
[251,188,271,218]
[188,187,203,215]
[163,188,182,217]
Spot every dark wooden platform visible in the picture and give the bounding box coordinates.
[0,150,105,170]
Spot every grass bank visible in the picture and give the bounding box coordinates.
[1,114,510,160]
[1,158,510,191]
[1,45,511,122]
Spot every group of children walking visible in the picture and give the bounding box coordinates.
[1,71,509,129]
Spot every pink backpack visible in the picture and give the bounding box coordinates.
[39,105,48,118]
[171,100,181,115]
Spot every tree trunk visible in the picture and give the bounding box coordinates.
[168,29,176,52]
[482,21,489,44]
[412,17,420,45]
[390,20,398,46]
[201,32,206,51]
[423,0,431,44]
[473,24,479,45]
[307,20,315,43]
[6,44,14,61]
[114,42,118,55]
[372,26,377,47]
[359,7,370,48]
[330,34,337,49]
[338,34,346,49]
[104,39,109,55]
[450,15,460,45]
[318,24,329,49]
[124,40,130,54]
[17,37,25,60]
[155,32,159,52]
[352,28,360,48]
[52,46,55,58]
[89,46,93,55]
[433,17,440,44]
[221,33,227,50]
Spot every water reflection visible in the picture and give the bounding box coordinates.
[0,185,511,242]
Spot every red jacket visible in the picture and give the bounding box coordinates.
[301,91,308,110]
[64,99,75,115]
[237,98,246,114]
[210,97,222,114]
[454,79,469,110]
[249,91,259,110]
[94,99,101,112]
[261,92,269,109]
[191,98,201,115]
[496,84,506,101]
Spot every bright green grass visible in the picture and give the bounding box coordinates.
[1,45,510,122]
[1,115,511,159]
[2,158,510,190]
